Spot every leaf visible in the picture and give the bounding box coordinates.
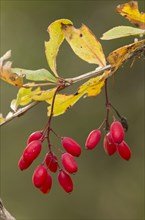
[11,87,41,110]
[116,1,145,30]
[107,39,145,71]
[0,113,5,123]
[47,75,105,116]
[101,26,145,40]
[12,68,57,82]
[0,51,23,87]
[62,24,106,67]
[45,19,73,77]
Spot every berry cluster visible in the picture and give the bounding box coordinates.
[18,131,81,194]
[85,120,131,160]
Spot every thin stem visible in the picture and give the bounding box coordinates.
[43,86,61,152]
[22,82,57,88]
[104,79,110,131]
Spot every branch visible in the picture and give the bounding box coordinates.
[65,65,111,84]
[0,101,39,127]
[0,199,16,220]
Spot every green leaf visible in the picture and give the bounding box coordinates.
[12,68,57,82]
[45,19,73,76]
[101,26,145,40]
[62,24,106,67]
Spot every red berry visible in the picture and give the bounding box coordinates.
[58,170,73,193]
[110,121,125,144]
[18,156,32,170]
[61,153,78,174]
[103,132,117,156]
[40,172,52,194]
[61,137,81,157]
[27,131,43,144]
[23,140,42,162]
[32,165,47,188]
[45,153,58,173]
[117,141,131,160]
[85,129,101,150]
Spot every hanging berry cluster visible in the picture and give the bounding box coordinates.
[18,81,132,195]
[86,120,131,160]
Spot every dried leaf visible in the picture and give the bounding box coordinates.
[101,26,145,40]
[0,51,23,87]
[45,19,73,76]
[116,1,145,30]
[62,24,106,67]
[107,39,145,71]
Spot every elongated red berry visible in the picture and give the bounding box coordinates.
[61,153,78,174]
[103,132,117,156]
[45,153,58,172]
[110,121,125,144]
[23,140,42,162]
[18,156,33,170]
[40,172,52,194]
[117,141,131,160]
[85,129,101,150]
[32,165,47,188]
[58,170,73,193]
[61,137,81,157]
[27,131,43,144]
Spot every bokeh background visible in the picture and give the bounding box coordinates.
[0,0,144,219]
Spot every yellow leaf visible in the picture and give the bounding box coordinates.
[12,87,41,110]
[107,39,145,71]
[62,24,106,67]
[101,26,145,40]
[45,19,73,77]
[47,75,105,116]
[0,51,23,87]
[116,1,145,30]
[0,113,5,123]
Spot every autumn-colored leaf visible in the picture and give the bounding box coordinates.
[12,68,57,83]
[107,39,145,71]
[0,51,23,87]
[62,24,106,67]
[101,26,145,40]
[116,1,145,30]
[11,87,41,111]
[45,19,73,77]
[47,75,105,116]
[0,114,5,123]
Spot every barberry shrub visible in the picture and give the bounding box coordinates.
[0,0,144,197]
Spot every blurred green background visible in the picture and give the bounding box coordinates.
[0,0,144,219]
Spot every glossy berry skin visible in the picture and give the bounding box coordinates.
[40,172,52,194]
[85,129,101,150]
[58,170,73,193]
[45,153,58,172]
[110,121,125,144]
[117,141,131,161]
[18,156,33,170]
[61,153,78,174]
[103,133,117,156]
[61,137,81,157]
[27,131,43,144]
[32,165,47,188]
[23,140,42,163]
